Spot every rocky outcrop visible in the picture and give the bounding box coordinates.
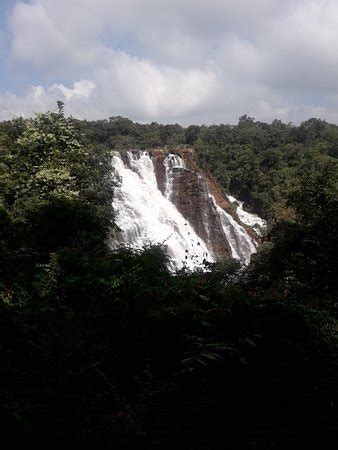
[112,147,261,266]
[168,166,232,260]
[150,147,260,249]
[202,171,260,244]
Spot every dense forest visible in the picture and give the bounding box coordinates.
[0,108,337,449]
[76,114,338,219]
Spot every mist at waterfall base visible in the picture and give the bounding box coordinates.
[111,151,265,270]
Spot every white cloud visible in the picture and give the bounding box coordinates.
[10,3,67,66]
[51,80,96,101]
[264,0,338,93]
[92,51,218,120]
[2,0,338,124]
[0,56,217,122]
[0,80,96,120]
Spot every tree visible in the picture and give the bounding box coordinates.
[57,100,65,116]
[185,125,200,145]
[252,157,338,297]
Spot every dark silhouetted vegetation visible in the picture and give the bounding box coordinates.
[0,110,337,449]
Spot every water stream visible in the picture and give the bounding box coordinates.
[111,151,264,269]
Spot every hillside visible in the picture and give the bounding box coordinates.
[0,110,337,449]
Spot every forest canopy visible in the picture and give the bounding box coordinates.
[0,110,337,449]
[67,114,338,219]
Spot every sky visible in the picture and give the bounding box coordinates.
[1,0,338,125]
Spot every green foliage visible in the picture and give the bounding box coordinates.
[0,110,337,448]
[250,157,338,301]
[0,111,115,222]
[76,115,185,150]
[71,114,338,220]
[194,118,338,219]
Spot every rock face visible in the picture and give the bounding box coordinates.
[171,148,259,239]
[168,163,232,260]
[112,148,263,269]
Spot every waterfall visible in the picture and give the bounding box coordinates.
[227,195,266,236]
[111,151,212,270]
[212,198,258,265]
[111,151,263,270]
[164,154,186,199]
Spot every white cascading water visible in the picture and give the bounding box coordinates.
[227,195,266,237]
[212,198,257,264]
[111,151,263,270]
[112,151,213,270]
[163,154,186,199]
